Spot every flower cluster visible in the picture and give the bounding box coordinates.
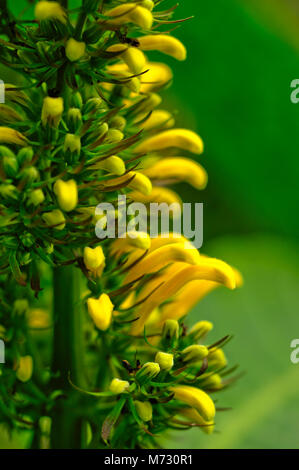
[0,1,241,449]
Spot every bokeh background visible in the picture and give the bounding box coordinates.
[1,0,299,449]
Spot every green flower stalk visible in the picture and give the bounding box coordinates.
[0,0,242,449]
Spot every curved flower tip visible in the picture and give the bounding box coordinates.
[140,62,173,92]
[135,129,204,154]
[128,171,152,195]
[65,38,86,62]
[143,157,208,190]
[140,110,175,131]
[16,355,33,383]
[126,231,151,250]
[87,293,114,331]
[105,3,153,30]
[170,385,216,421]
[91,155,126,176]
[108,45,146,75]
[0,127,28,146]
[138,35,187,61]
[109,378,130,394]
[53,179,78,212]
[179,408,215,434]
[35,1,67,24]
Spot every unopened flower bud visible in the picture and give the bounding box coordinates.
[17,147,34,165]
[42,97,64,128]
[162,319,179,348]
[42,209,66,230]
[27,189,45,207]
[155,351,174,371]
[109,378,130,394]
[20,232,35,248]
[136,362,160,383]
[16,355,33,383]
[53,179,78,212]
[35,1,67,24]
[63,134,81,155]
[87,293,114,331]
[83,97,104,114]
[201,373,222,390]
[134,400,153,422]
[208,348,227,369]
[20,166,39,183]
[0,184,19,200]
[65,38,86,62]
[3,154,18,178]
[83,246,105,271]
[181,345,209,364]
[71,92,83,109]
[67,108,82,132]
[105,128,124,144]
[189,321,213,341]
[109,115,126,131]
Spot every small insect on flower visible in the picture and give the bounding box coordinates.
[87,293,114,331]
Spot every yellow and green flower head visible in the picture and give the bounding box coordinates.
[0,0,242,449]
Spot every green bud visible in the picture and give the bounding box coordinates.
[3,154,18,178]
[134,401,153,422]
[110,115,126,131]
[135,362,160,384]
[20,231,35,248]
[13,299,29,315]
[27,189,45,207]
[20,166,39,183]
[155,351,174,371]
[181,345,209,364]
[67,108,82,133]
[105,129,123,144]
[83,97,104,114]
[189,321,213,341]
[17,147,34,165]
[71,92,83,110]
[0,184,19,201]
[0,146,15,159]
[162,319,179,348]
[64,134,81,155]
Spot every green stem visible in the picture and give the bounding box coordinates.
[50,265,86,449]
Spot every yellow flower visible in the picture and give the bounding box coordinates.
[130,186,182,208]
[35,1,67,24]
[170,385,215,421]
[143,157,208,189]
[109,378,130,394]
[83,246,105,271]
[41,97,64,128]
[138,35,187,61]
[155,351,174,371]
[65,38,86,62]
[63,134,81,155]
[104,171,152,195]
[140,62,173,93]
[179,408,214,434]
[135,128,204,154]
[27,189,45,207]
[136,362,160,380]
[0,127,28,146]
[134,401,153,422]
[200,373,223,390]
[42,209,66,230]
[105,3,153,30]
[139,110,175,131]
[87,293,114,331]
[53,179,78,212]
[90,155,126,175]
[16,356,33,383]
[208,348,227,369]
[189,320,213,340]
[108,45,146,74]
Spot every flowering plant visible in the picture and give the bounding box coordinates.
[0,0,242,449]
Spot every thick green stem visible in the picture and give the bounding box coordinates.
[50,266,86,449]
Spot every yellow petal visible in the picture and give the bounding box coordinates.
[105,3,153,29]
[109,378,130,394]
[90,155,126,175]
[140,62,173,92]
[53,179,78,212]
[139,110,175,130]
[143,157,208,189]
[0,127,28,146]
[170,385,215,421]
[65,38,86,62]
[87,293,114,331]
[130,186,181,207]
[42,97,64,128]
[83,246,105,271]
[138,35,187,61]
[16,356,33,383]
[35,1,67,24]
[42,209,66,230]
[135,129,204,154]
[179,408,214,434]
[108,45,146,74]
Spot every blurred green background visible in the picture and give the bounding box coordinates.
[1,0,299,449]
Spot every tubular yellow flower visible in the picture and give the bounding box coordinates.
[65,38,86,62]
[139,110,175,131]
[105,3,153,30]
[181,345,209,363]
[109,378,130,394]
[107,171,152,195]
[140,62,173,93]
[179,408,215,434]
[108,45,146,74]
[130,186,182,209]
[42,209,66,230]
[170,385,216,421]
[90,156,126,175]
[83,246,105,271]
[143,158,208,189]
[35,1,67,24]
[53,179,78,212]
[125,243,201,284]
[125,231,151,250]
[135,129,204,154]
[134,401,153,422]
[41,97,64,128]
[138,35,187,61]
[87,293,114,331]
[155,351,174,371]
[16,356,33,383]
[0,127,28,146]
[141,0,154,10]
